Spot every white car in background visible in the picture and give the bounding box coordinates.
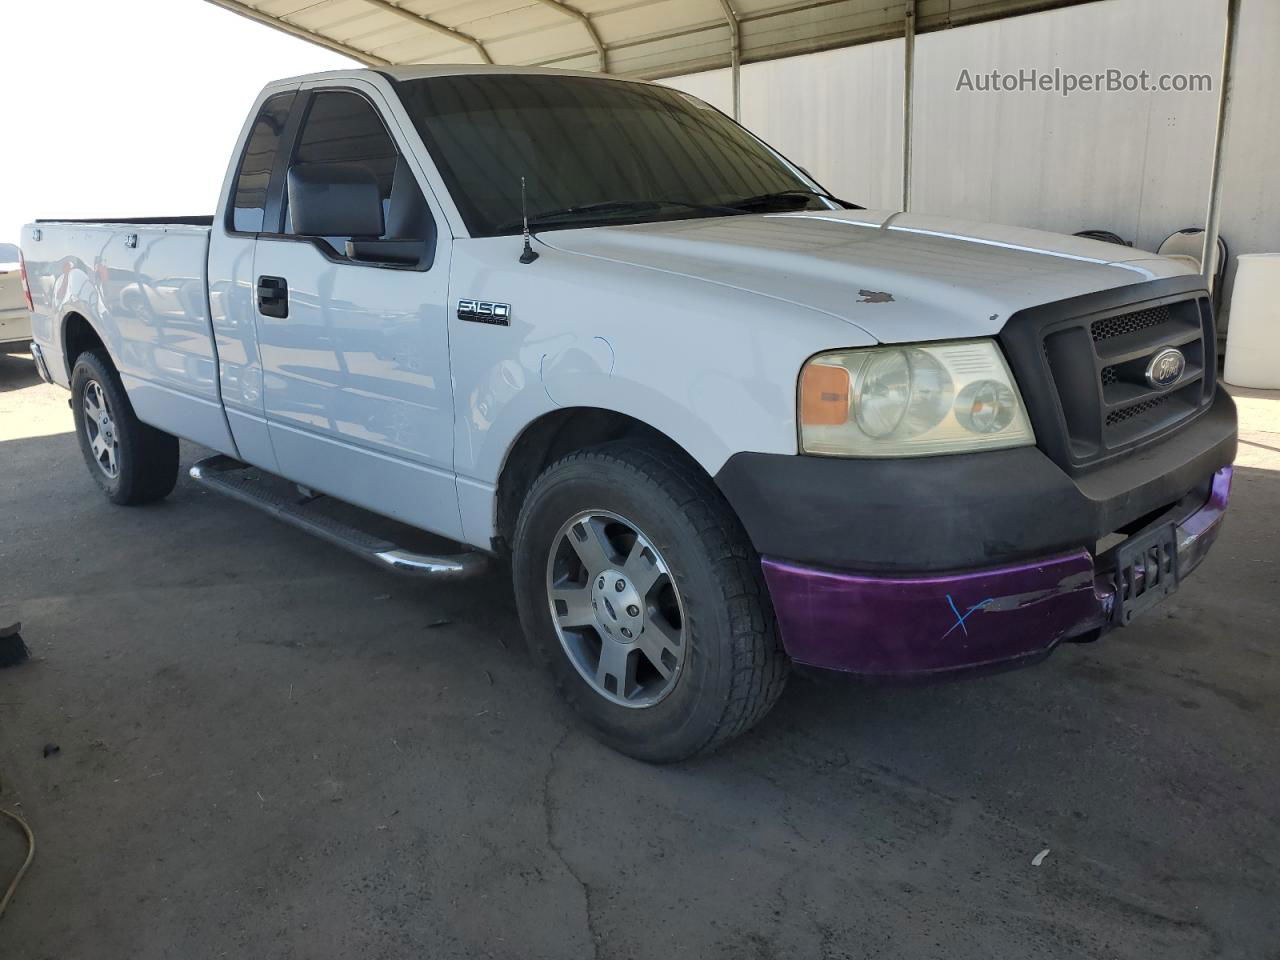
[0,242,33,348]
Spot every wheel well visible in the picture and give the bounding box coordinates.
[62,312,106,378]
[494,408,702,552]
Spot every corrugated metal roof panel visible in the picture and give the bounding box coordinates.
[205,0,1105,78]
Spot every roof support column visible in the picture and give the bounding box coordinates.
[1201,0,1241,295]
[530,0,608,73]
[360,0,492,63]
[902,0,917,211]
[717,0,742,120]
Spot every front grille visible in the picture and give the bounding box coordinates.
[1091,306,1170,342]
[998,283,1217,473]
[1105,395,1169,426]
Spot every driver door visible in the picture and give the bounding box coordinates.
[252,84,460,539]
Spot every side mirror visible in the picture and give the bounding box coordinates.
[287,162,383,238]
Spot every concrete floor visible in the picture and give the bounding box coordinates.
[1,349,1277,960]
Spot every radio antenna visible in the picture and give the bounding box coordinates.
[519,176,539,264]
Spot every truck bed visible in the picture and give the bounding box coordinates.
[22,219,237,455]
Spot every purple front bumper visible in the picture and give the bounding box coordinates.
[761,467,1233,678]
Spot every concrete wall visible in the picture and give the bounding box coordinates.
[664,0,1279,324]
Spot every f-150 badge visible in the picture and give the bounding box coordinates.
[458,300,511,326]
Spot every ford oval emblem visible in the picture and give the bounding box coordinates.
[1145,347,1186,389]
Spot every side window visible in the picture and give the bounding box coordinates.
[229,92,296,234]
[285,90,435,268]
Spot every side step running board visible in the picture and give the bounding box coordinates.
[189,455,488,580]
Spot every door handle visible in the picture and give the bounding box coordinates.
[257,275,289,319]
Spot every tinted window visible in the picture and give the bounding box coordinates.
[230,92,295,233]
[284,91,434,265]
[396,75,816,236]
[290,91,398,228]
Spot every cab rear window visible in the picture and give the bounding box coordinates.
[229,92,296,234]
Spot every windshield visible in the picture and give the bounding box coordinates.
[395,74,824,237]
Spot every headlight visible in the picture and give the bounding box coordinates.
[799,339,1035,457]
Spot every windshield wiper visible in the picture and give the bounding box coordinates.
[727,189,863,211]
[493,191,861,234]
[495,198,744,233]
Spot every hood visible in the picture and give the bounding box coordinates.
[538,209,1196,343]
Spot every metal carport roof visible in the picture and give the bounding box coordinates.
[203,0,1103,80]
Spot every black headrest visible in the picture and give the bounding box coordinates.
[287,162,383,238]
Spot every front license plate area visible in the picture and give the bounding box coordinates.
[1113,522,1179,626]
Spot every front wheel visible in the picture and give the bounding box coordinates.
[512,443,789,762]
[70,350,178,505]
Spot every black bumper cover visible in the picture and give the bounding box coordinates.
[714,390,1237,573]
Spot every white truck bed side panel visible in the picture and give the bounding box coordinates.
[23,223,237,455]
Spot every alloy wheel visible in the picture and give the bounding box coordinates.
[545,510,687,708]
[83,380,120,478]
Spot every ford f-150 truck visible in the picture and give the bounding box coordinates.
[21,66,1236,762]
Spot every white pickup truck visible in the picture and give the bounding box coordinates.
[22,66,1236,761]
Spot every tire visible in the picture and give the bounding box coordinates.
[70,350,178,505]
[512,442,788,762]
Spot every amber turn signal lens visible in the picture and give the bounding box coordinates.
[800,362,850,426]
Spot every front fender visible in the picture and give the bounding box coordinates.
[450,236,873,489]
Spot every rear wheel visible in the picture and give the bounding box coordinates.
[70,351,178,505]
[513,442,789,762]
